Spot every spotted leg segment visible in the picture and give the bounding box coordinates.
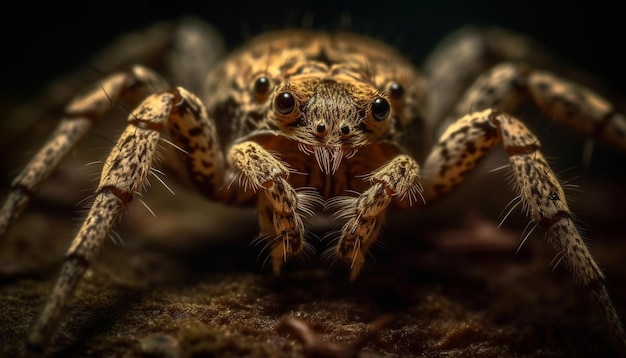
[333,155,422,281]
[447,62,626,154]
[421,108,626,353]
[26,87,224,350]
[424,26,625,140]
[0,66,169,239]
[227,141,307,274]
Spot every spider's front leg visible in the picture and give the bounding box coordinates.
[27,87,224,350]
[421,108,626,353]
[333,155,422,281]
[227,141,311,275]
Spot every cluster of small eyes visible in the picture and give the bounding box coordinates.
[252,76,406,128]
[252,76,297,115]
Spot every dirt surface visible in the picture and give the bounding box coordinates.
[1,166,625,357]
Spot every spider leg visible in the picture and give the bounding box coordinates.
[421,108,626,353]
[0,66,169,239]
[1,17,226,241]
[423,26,613,128]
[447,62,626,153]
[227,141,308,275]
[26,86,225,350]
[333,155,423,281]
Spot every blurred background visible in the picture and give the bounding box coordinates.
[1,0,625,102]
[1,0,625,170]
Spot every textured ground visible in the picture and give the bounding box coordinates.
[1,161,624,357]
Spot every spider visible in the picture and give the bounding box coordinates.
[1,17,625,355]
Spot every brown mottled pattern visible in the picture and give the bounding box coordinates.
[1,23,626,354]
[202,31,427,279]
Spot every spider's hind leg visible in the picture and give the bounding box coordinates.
[448,62,626,154]
[0,17,226,240]
[0,66,169,239]
[423,26,615,129]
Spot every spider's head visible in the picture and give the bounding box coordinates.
[267,74,401,173]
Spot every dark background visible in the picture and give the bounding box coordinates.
[1,0,625,101]
[1,0,624,177]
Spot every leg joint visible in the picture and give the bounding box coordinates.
[538,210,570,229]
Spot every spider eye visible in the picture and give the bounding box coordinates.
[371,97,390,121]
[253,76,270,95]
[389,82,404,99]
[274,92,296,115]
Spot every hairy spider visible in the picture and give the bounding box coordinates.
[1,17,625,356]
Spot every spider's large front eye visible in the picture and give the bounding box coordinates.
[371,97,390,121]
[274,92,296,115]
